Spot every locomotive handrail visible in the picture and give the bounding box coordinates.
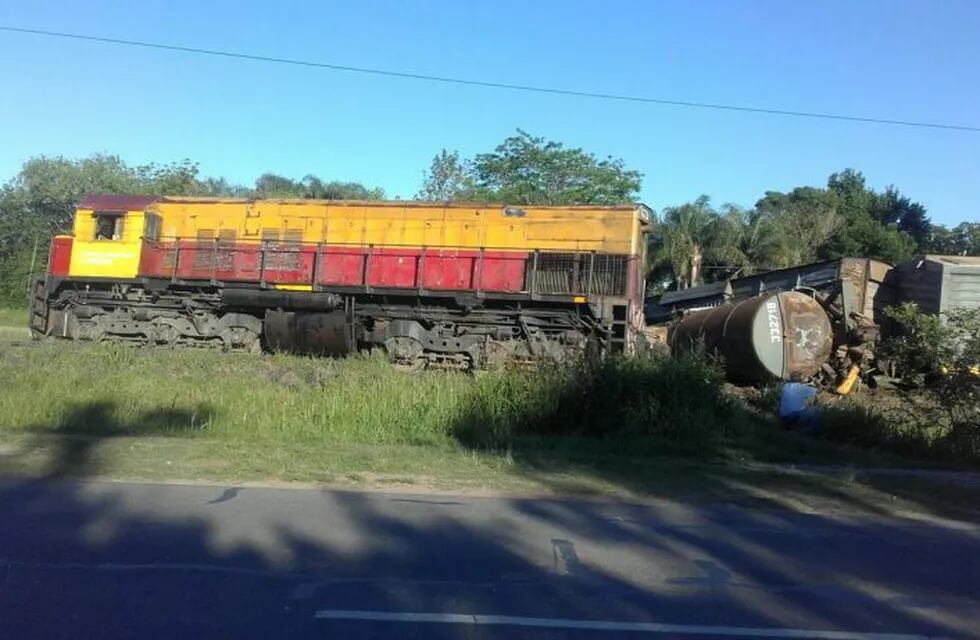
[143,235,634,256]
[141,236,637,298]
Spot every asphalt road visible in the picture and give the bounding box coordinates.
[0,478,977,639]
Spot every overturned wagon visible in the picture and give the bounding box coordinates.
[648,258,894,386]
[669,291,833,382]
[649,255,980,386]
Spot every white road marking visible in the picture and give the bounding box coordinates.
[313,609,945,640]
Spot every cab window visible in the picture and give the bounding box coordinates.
[94,211,125,240]
[143,213,162,242]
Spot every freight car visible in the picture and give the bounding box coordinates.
[647,257,893,385]
[668,291,834,382]
[649,255,980,386]
[30,195,651,370]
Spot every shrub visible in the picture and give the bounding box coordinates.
[834,304,980,463]
[819,401,930,458]
[453,350,748,452]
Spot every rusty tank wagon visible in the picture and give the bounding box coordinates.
[668,291,834,382]
[647,258,895,387]
[648,255,980,388]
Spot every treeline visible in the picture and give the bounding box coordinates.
[648,170,979,290]
[0,155,388,304]
[0,130,977,305]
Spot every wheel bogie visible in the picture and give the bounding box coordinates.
[32,280,610,370]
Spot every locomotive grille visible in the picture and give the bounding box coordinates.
[532,253,628,296]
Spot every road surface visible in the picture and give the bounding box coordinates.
[0,478,977,639]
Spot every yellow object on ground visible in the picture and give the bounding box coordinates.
[835,365,861,395]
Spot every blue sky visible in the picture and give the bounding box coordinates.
[0,0,977,225]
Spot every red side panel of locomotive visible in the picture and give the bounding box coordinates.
[138,242,530,294]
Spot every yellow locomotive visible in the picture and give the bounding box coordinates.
[33,195,651,369]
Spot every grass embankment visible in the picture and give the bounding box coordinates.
[0,307,28,327]
[1,334,977,518]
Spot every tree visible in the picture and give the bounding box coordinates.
[0,154,247,306]
[10,155,141,236]
[649,196,746,289]
[137,160,207,196]
[468,130,641,205]
[823,169,917,263]
[254,174,384,200]
[299,176,385,200]
[416,150,475,201]
[752,187,842,268]
[872,187,931,251]
[929,222,980,256]
[254,173,303,198]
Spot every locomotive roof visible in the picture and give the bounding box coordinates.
[80,194,650,214]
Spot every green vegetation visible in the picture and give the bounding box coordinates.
[0,337,861,472]
[0,307,27,327]
[3,334,980,517]
[0,341,752,457]
[2,133,978,306]
[417,130,642,205]
[648,169,979,291]
[815,305,980,464]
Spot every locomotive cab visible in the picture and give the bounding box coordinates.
[62,195,161,280]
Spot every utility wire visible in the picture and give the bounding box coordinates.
[2,24,979,133]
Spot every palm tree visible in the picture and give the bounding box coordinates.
[750,188,842,269]
[649,196,747,289]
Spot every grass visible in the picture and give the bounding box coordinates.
[0,338,831,461]
[1,334,978,519]
[0,307,28,327]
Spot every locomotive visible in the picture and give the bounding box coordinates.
[31,195,652,370]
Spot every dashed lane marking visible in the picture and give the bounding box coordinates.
[312,609,946,639]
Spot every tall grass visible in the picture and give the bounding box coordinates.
[0,340,749,457]
[0,307,28,327]
[454,352,750,452]
[819,399,980,466]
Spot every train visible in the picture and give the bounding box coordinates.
[647,255,980,388]
[30,195,652,370]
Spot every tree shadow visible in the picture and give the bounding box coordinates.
[0,472,977,638]
[0,389,976,636]
[449,360,980,524]
[13,400,215,478]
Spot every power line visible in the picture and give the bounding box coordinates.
[2,24,979,133]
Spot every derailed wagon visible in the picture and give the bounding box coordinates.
[647,256,980,387]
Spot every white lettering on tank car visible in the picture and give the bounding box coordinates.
[766,300,782,343]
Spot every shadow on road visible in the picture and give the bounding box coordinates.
[0,404,975,637]
[0,396,977,637]
[0,470,978,638]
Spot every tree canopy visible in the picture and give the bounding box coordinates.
[0,156,384,305]
[0,137,976,306]
[648,197,746,289]
[649,169,977,291]
[255,174,385,200]
[417,130,642,205]
[415,150,475,201]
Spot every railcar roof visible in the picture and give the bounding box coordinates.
[919,254,980,266]
[80,194,650,213]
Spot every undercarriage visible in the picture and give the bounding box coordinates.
[31,279,608,371]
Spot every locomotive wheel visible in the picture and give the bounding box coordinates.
[220,327,262,354]
[385,337,426,372]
